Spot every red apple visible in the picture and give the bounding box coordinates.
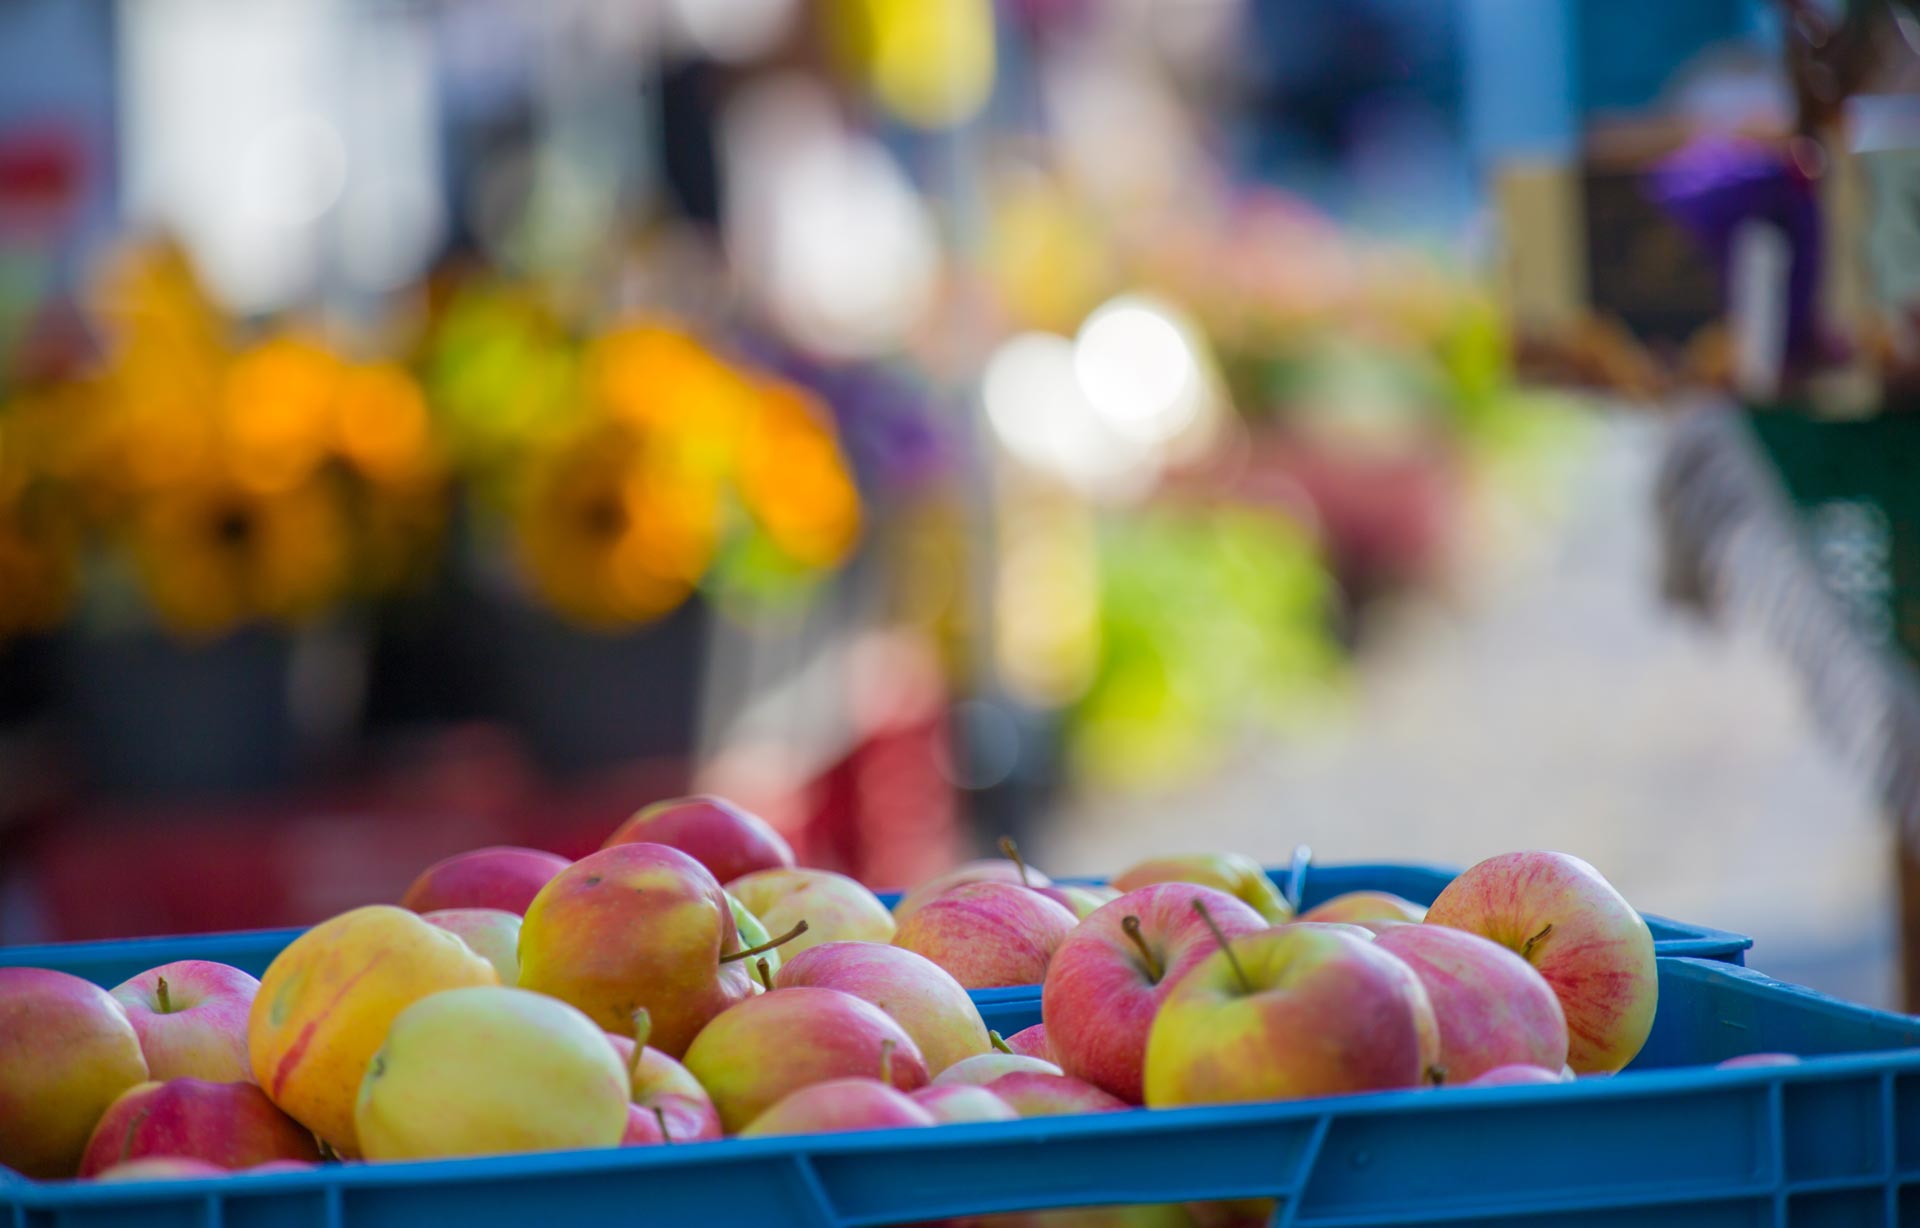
[79,1078,321,1177]
[110,961,258,1084]
[400,846,570,915]
[603,1016,722,1143]
[739,1077,936,1137]
[1042,884,1269,1104]
[774,941,991,1074]
[604,794,795,885]
[0,967,149,1178]
[1423,851,1656,1074]
[1298,891,1427,931]
[984,1071,1129,1118]
[911,1084,1020,1124]
[517,843,758,1056]
[1004,1024,1053,1062]
[1143,925,1438,1107]
[1372,923,1567,1085]
[681,987,929,1132]
[893,881,1078,988]
[933,1053,1063,1087]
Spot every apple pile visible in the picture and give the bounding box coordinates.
[1,792,1677,1216]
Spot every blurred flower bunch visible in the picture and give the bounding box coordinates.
[0,242,442,639]
[424,282,862,628]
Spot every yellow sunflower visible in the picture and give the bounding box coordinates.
[736,382,861,570]
[515,419,720,628]
[127,467,349,638]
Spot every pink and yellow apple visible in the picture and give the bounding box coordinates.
[0,968,149,1178]
[1464,1064,1565,1087]
[727,868,896,956]
[516,843,756,1056]
[774,941,990,1074]
[984,1072,1129,1118]
[740,1078,937,1137]
[1423,851,1656,1074]
[893,881,1078,988]
[603,794,795,885]
[604,1016,723,1143]
[1298,891,1427,930]
[1143,925,1437,1107]
[892,859,1055,924]
[1110,854,1292,924]
[1372,923,1567,1085]
[400,846,570,916]
[1042,884,1269,1103]
[91,1157,229,1182]
[933,1053,1063,1087]
[1004,1024,1053,1062]
[79,1078,319,1177]
[249,904,499,1154]
[682,987,928,1131]
[354,986,630,1160]
[110,961,257,1084]
[422,909,522,984]
[911,1083,1020,1124]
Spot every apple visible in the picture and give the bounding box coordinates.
[774,941,991,1074]
[892,859,1054,924]
[1718,1053,1801,1070]
[933,1053,1064,1087]
[91,1157,229,1182]
[1043,885,1269,1103]
[517,843,763,1056]
[249,904,499,1155]
[0,968,149,1178]
[603,794,795,885]
[1144,923,1438,1107]
[1288,921,1380,941]
[1372,923,1567,1085]
[740,1077,937,1137]
[682,987,929,1131]
[1423,851,1657,1074]
[893,881,1078,988]
[727,893,782,984]
[1004,1024,1053,1062]
[110,961,257,1084]
[983,1071,1129,1117]
[423,909,522,984]
[1298,891,1426,930]
[79,1078,320,1177]
[1464,1064,1564,1087]
[911,1084,1020,1124]
[603,1014,723,1143]
[355,986,630,1160]
[1059,885,1121,919]
[727,868,896,957]
[400,846,570,915]
[958,1203,1195,1228]
[1186,1198,1278,1228]
[248,1161,317,1174]
[1110,854,1292,924]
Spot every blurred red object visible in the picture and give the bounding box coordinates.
[0,122,84,232]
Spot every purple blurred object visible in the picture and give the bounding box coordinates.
[1647,137,1824,367]
[741,336,954,493]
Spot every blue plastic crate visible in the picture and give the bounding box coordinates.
[0,861,1750,1004]
[4,958,1918,1226]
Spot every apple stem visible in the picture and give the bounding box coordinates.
[719,920,810,963]
[155,976,172,1014]
[653,1106,672,1144]
[1522,923,1554,959]
[318,1138,340,1163]
[631,1008,653,1052]
[997,836,1031,888]
[1120,915,1164,982]
[1191,899,1253,994]
[1427,1065,1448,1087]
[989,1030,1012,1054]
[755,957,774,991]
[118,1107,152,1165]
[879,1038,895,1086]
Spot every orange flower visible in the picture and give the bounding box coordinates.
[736,382,861,570]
